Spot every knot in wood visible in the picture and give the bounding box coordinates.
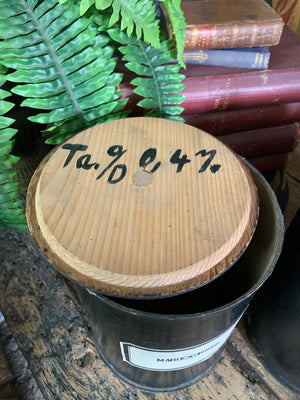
[76,349,94,368]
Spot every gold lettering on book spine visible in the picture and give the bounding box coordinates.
[190,27,199,49]
[254,53,260,68]
[212,25,217,49]
[222,80,231,110]
[258,53,264,69]
[232,24,238,47]
[182,50,208,64]
[251,24,258,46]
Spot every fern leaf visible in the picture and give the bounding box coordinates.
[161,0,186,68]
[0,0,127,145]
[72,0,160,47]
[108,28,185,121]
[0,71,27,231]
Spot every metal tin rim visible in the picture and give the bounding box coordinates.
[86,160,284,320]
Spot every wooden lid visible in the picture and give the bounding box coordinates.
[26,117,259,298]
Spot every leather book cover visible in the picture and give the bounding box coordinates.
[118,26,300,116]
[174,0,284,50]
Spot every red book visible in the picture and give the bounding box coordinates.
[248,152,291,173]
[183,102,300,136]
[178,0,284,50]
[180,25,300,114]
[119,25,300,115]
[218,123,300,159]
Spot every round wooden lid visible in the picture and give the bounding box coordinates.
[27,117,259,298]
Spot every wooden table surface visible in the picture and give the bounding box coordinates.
[0,143,300,400]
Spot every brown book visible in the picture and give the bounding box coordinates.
[248,152,290,173]
[167,0,284,50]
[119,26,300,115]
[219,123,300,159]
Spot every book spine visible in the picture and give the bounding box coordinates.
[119,68,300,115]
[183,102,300,135]
[247,152,290,173]
[181,70,300,114]
[184,21,284,50]
[218,123,300,158]
[181,48,270,70]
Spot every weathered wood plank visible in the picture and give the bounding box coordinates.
[0,337,17,400]
[227,326,299,400]
[0,228,297,400]
[0,314,44,400]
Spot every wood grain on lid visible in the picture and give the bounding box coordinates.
[26,117,259,297]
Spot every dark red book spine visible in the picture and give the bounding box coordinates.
[218,123,300,158]
[248,152,291,173]
[183,102,300,135]
[180,70,300,114]
[118,68,300,116]
[118,26,300,116]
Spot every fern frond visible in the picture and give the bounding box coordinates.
[108,28,186,121]
[0,0,127,145]
[0,69,27,231]
[161,0,186,67]
[63,0,161,48]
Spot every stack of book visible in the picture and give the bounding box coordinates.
[119,0,300,172]
[173,0,284,70]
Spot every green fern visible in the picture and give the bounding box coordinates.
[0,0,128,145]
[0,0,187,231]
[0,67,27,231]
[108,28,186,121]
[59,0,161,48]
[161,0,186,67]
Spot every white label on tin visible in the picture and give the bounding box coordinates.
[120,322,238,371]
